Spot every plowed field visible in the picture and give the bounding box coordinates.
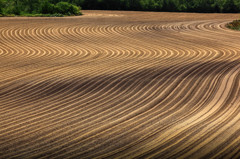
[0,10,240,158]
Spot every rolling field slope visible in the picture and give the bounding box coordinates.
[0,10,240,158]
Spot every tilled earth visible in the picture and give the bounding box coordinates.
[0,10,240,158]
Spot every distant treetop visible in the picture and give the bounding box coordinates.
[0,0,240,17]
[76,0,240,13]
[0,0,82,16]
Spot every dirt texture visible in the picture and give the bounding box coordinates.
[0,10,240,158]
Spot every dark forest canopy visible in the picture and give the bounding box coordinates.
[78,0,240,13]
[0,0,240,16]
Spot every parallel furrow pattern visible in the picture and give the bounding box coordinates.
[0,11,240,158]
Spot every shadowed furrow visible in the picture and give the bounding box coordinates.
[0,11,240,158]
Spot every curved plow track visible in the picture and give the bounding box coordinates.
[0,11,240,158]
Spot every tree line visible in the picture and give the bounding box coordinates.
[78,0,240,13]
[0,0,240,16]
[0,0,81,16]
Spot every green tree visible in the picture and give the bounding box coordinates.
[55,2,81,15]
[40,0,55,14]
[0,0,3,14]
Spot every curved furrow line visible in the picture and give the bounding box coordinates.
[0,41,189,109]
[60,61,238,158]
[5,27,40,58]
[0,66,216,157]
[82,23,204,62]
[3,55,238,158]
[96,73,225,158]
[171,21,240,58]
[108,24,217,62]
[101,64,240,159]
[0,50,235,139]
[66,26,142,59]
[154,21,240,57]
[0,43,158,99]
[167,69,240,159]
[0,25,94,83]
[0,22,236,120]
[46,60,239,159]
[0,49,171,111]
[142,68,240,159]
[0,27,29,57]
[25,65,232,158]
[36,26,91,58]
[0,43,100,86]
[0,54,218,137]
[74,25,152,59]
[0,59,161,116]
[0,11,240,158]
[0,54,183,126]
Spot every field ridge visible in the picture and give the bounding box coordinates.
[0,10,240,158]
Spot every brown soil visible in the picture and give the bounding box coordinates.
[0,10,240,158]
